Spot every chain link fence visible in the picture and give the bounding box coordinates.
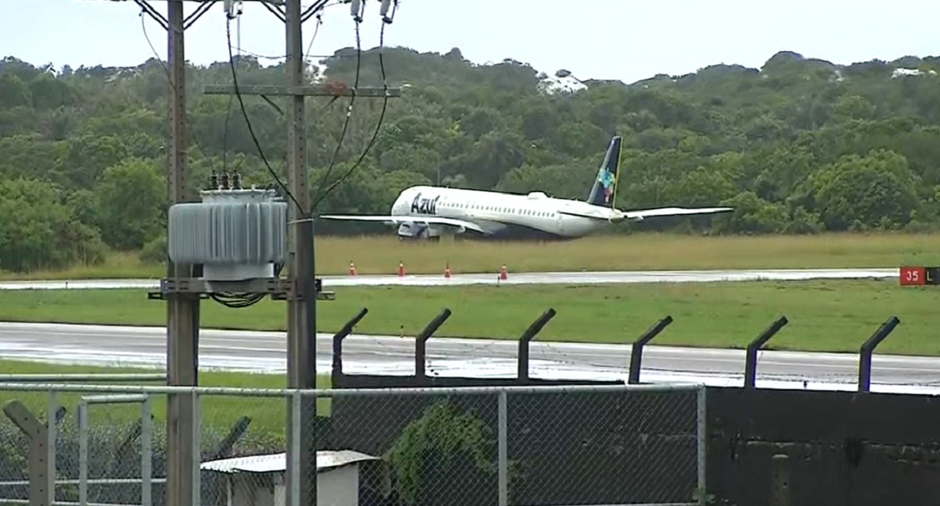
[0,381,706,506]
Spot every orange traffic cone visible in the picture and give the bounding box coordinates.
[348,261,357,276]
[499,264,508,280]
[398,261,405,277]
[444,262,452,278]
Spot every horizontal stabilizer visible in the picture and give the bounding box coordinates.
[318,214,488,234]
[624,206,734,220]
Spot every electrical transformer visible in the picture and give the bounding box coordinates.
[167,183,288,282]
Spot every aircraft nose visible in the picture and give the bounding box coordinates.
[393,192,410,214]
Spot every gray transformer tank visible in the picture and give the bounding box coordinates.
[167,187,288,281]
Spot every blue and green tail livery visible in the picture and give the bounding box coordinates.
[586,135,622,209]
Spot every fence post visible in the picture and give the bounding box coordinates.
[46,390,56,506]
[696,386,707,506]
[3,400,51,506]
[498,390,508,506]
[770,453,790,506]
[78,400,88,506]
[332,308,369,377]
[210,417,252,460]
[192,392,201,506]
[415,309,453,379]
[627,316,673,384]
[289,391,302,506]
[141,395,153,506]
[744,316,788,389]
[858,316,900,392]
[517,309,557,380]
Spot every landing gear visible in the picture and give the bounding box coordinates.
[397,222,442,241]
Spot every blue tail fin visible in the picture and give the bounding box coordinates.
[586,135,622,208]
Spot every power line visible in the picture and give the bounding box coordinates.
[312,0,397,209]
[224,14,304,213]
[138,10,213,169]
[312,0,365,206]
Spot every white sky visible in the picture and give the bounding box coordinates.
[1,0,939,85]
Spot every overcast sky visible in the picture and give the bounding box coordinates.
[2,0,939,85]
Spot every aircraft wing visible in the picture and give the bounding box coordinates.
[318,214,489,234]
[622,206,734,221]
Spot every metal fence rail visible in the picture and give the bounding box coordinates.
[0,381,708,506]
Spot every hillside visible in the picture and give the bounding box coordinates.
[1,48,940,272]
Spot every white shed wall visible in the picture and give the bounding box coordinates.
[231,465,360,506]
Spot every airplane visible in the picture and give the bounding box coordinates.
[319,135,734,241]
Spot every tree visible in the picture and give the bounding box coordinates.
[811,150,921,230]
[4,47,940,270]
[95,158,166,250]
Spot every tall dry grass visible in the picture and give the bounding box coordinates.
[314,232,940,275]
[3,232,940,279]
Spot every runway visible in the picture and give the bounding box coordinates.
[0,267,899,290]
[1,321,938,396]
[0,267,918,394]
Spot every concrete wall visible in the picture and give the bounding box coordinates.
[332,373,940,506]
[704,387,940,506]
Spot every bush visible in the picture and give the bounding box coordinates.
[139,234,167,265]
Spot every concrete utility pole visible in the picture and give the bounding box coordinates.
[164,3,200,506]
[97,1,402,505]
[205,1,400,505]
[117,3,295,506]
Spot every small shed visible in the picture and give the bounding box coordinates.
[200,450,382,506]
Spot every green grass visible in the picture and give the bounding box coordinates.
[0,279,937,355]
[4,231,940,280]
[0,360,331,446]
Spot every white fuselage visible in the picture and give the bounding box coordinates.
[390,185,610,239]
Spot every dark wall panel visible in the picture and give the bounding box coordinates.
[705,387,940,506]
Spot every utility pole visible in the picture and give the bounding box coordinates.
[164,3,200,506]
[205,1,400,505]
[91,2,397,506]
[115,4,286,506]
[285,0,318,504]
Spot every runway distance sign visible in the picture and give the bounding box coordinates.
[899,266,940,286]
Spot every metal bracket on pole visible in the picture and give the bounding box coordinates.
[332,308,369,378]
[517,308,557,380]
[415,309,453,379]
[743,316,789,389]
[146,277,336,301]
[628,316,674,384]
[858,316,901,392]
[4,400,51,506]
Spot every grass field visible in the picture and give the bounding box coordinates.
[3,232,940,280]
[0,360,331,445]
[0,279,936,355]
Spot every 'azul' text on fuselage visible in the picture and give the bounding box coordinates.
[411,193,441,215]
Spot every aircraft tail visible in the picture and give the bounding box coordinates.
[585,135,622,209]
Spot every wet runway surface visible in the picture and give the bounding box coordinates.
[1,321,937,395]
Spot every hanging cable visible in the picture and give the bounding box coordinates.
[304,11,323,61]
[222,12,240,175]
[311,0,365,205]
[211,8,292,310]
[138,10,213,167]
[225,13,303,214]
[312,0,397,209]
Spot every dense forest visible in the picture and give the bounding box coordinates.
[1,46,940,273]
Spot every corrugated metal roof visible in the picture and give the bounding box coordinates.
[200,450,379,475]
